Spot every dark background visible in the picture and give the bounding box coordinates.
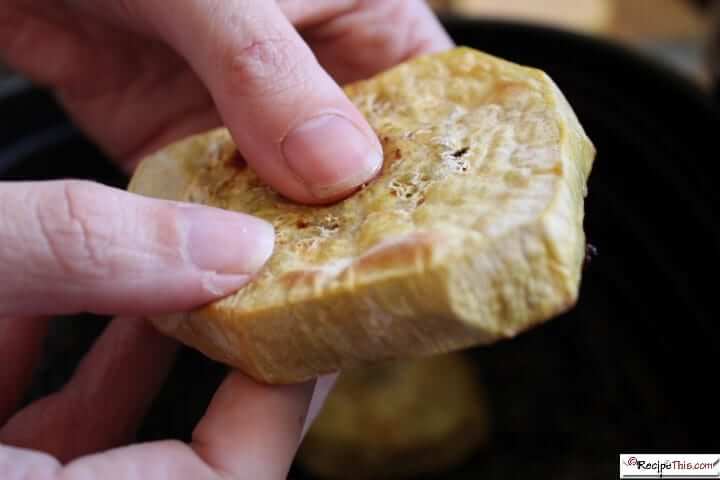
[2,19,719,480]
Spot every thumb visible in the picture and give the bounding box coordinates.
[122,0,383,204]
[0,180,274,317]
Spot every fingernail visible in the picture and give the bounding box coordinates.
[200,273,253,296]
[282,114,383,199]
[182,206,275,275]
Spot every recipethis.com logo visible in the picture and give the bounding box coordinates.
[620,454,720,478]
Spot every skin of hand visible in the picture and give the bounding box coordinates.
[0,0,453,478]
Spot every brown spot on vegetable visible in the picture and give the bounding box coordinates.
[452,147,469,158]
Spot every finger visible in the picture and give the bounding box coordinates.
[0,444,61,480]
[117,0,383,204]
[0,317,178,462]
[191,371,315,479]
[0,180,274,317]
[0,317,49,425]
[0,441,217,480]
[60,441,218,479]
[292,0,455,84]
[276,0,356,29]
[54,372,315,479]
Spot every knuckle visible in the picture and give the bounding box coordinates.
[221,36,309,98]
[36,181,116,279]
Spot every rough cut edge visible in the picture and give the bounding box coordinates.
[129,48,596,384]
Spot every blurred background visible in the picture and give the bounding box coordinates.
[427,0,719,86]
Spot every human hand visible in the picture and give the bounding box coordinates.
[0,1,452,478]
[1,0,452,201]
